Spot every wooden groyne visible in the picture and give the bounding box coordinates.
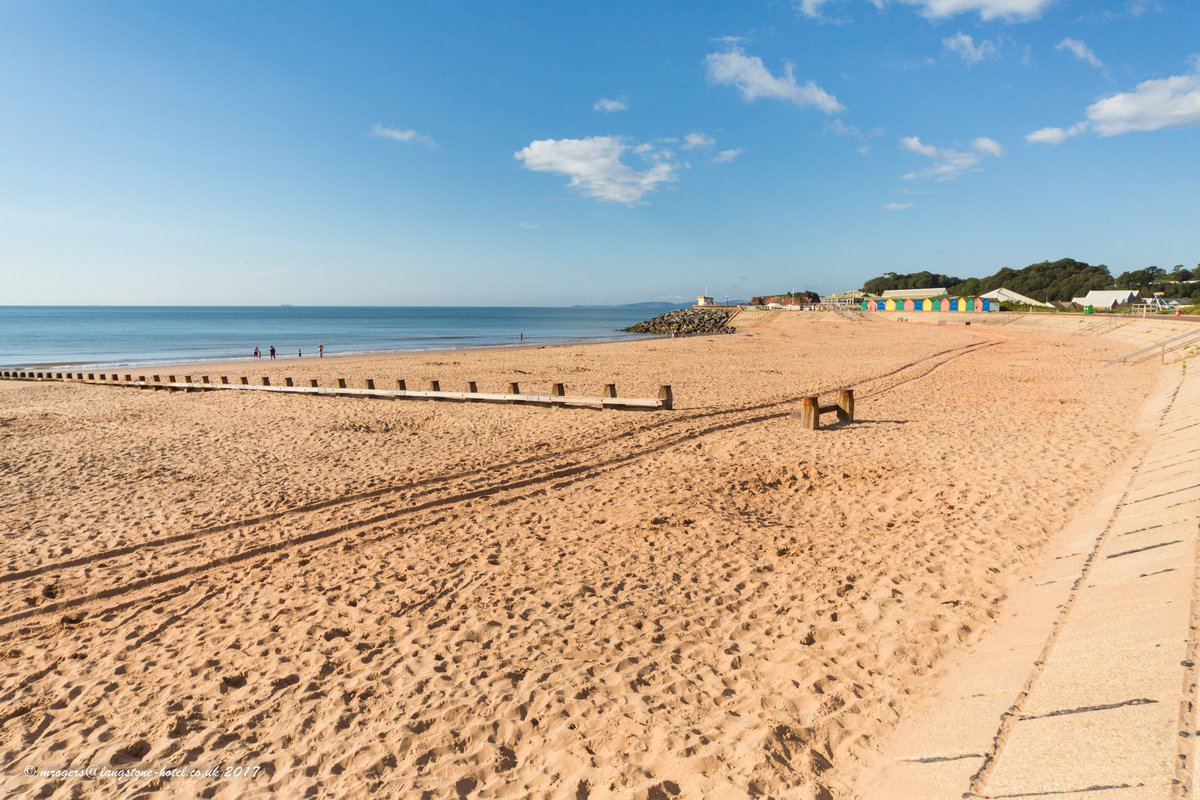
[0,371,674,411]
[794,389,854,430]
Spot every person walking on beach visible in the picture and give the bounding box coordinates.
[252,346,261,359]
[317,343,324,358]
[269,345,276,360]
[298,348,302,358]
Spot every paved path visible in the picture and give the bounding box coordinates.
[856,362,1200,799]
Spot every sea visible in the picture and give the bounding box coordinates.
[0,306,662,369]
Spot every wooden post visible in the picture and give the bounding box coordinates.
[430,379,440,392]
[467,381,478,393]
[202,376,210,384]
[799,395,819,430]
[153,375,161,384]
[658,385,673,411]
[99,374,107,381]
[604,384,617,398]
[285,377,294,387]
[836,388,854,424]
[337,378,347,389]
[310,379,318,387]
[240,376,249,385]
[185,375,193,384]
[125,374,132,382]
[508,381,520,394]
[88,373,95,380]
[365,378,375,390]
[396,379,406,391]
[262,376,270,386]
[220,376,229,385]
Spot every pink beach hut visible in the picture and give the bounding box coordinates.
[904,299,915,311]
[973,298,983,312]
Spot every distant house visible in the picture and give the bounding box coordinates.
[696,295,715,306]
[979,288,1055,308]
[821,290,867,308]
[1071,290,1139,309]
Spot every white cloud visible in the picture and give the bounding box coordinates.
[370,123,439,149]
[1024,123,1086,144]
[1057,38,1103,68]
[712,148,743,164]
[682,131,716,150]
[943,32,998,63]
[827,118,876,153]
[593,98,628,112]
[972,136,1005,156]
[796,0,850,22]
[899,135,939,158]
[798,0,830,17]
[514,136,677,205]
[705,48,844,113]
[884,202,914,210]
[1027,61,1200,143]
[1087,69,1200,135]
[900,135,1003,180]
[893,0,1056,20]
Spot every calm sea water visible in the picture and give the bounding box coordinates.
[0,306,660,369]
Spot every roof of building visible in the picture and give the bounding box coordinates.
[1072,289,1140,307]
[880,288,948,299]
[979,287,1055,308]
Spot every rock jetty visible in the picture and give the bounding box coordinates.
[625,307,735,336]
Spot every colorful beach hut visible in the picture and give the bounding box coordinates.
[903,299,915,311]
[958,297,970,312]
[885,299,898,311]
[973,298,983,312]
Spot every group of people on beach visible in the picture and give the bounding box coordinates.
[251,344,324,360]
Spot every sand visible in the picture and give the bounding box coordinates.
[0,312,1176,798]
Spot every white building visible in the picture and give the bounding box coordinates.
[979,288,1055,308]
[696,295,715,306]
[1070,289,1139,309]
[880,288,949,300]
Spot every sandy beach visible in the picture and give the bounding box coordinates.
[0,312,1184,799]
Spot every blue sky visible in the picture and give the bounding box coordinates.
[2,1,1197,305]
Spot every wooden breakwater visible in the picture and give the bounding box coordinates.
[0,371,674,411]
[794,389,854,430]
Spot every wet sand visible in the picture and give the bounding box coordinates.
[0,312,1171,798]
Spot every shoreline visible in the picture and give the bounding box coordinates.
[5,331,662,372]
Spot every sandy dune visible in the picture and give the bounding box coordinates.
[0,312,1171,798]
